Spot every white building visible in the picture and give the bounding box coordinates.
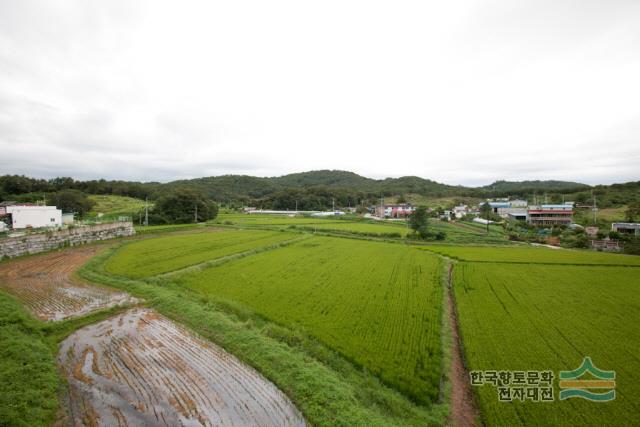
[6,206,62,229]
[310,211,345,217]
[453,205,469,219]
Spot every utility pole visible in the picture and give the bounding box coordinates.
[332,198,335,212]
[592,191,597,224]
[144,197,149,226]
[195,204,198,223]
[485,205,490,234]
[295,200,298,212]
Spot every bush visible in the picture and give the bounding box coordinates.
[407,231,446,241]
[623,238,640,255]
[609,231,622,240]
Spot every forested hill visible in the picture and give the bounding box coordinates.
[1,170,638,210]
[479,180,589,194]
[166,171,465,199]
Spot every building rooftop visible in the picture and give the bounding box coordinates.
[612,222,640,228]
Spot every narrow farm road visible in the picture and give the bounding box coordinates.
[447,263,480,427]
[0,246,306,426]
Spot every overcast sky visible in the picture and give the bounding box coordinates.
[1,1,639,186]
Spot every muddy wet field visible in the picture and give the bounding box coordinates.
[0,247,136,321]
[59,308,306,427]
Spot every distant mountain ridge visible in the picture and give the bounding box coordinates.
[2,170,637,211]
[165,170,467,200]
[167,170,588,198]
[479,180,589,193]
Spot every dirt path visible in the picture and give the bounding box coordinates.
[59,308,306,427]
[0,246,137,321]
[446,263,480,427]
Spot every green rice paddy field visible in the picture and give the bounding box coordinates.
[95,227,640,426]
[174,236,444,404]
[454,262,640,426]
[105,229,298,278]
[424,245,640,265]
[103,230,445,406]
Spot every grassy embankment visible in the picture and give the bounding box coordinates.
[0,292,132,426]
[87,194,147,220]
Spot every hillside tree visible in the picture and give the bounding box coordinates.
[625,202,640,222]
[49,190,95,217]
[409,206,429,237]
[153,189,218,224]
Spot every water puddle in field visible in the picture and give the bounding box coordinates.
[59,308,307,427]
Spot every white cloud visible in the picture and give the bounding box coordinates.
[1,0,639,185]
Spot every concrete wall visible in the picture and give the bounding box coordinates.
[0,222,135,259]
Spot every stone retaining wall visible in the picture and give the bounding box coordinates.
[0,222,135,259]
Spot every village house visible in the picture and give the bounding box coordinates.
[527,204,574,226]
[611,222,640,236]
[374,204,414,218]
[453,205,469,219]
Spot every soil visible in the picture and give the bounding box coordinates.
[58,308,307,427]
[447,263,480,427]
[0,246,137,321]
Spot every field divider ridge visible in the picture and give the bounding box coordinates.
[417,248,640,268]
[442,257,481,427]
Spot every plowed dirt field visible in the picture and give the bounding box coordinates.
[59,308,306,427]
[0,247,136,321]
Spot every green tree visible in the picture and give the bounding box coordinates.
[153,189,218,224]
[625,202,640,222]
[409,206,429,238]
[479,202,493,218]
[355,205,368,215]
[49,190,95,217]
